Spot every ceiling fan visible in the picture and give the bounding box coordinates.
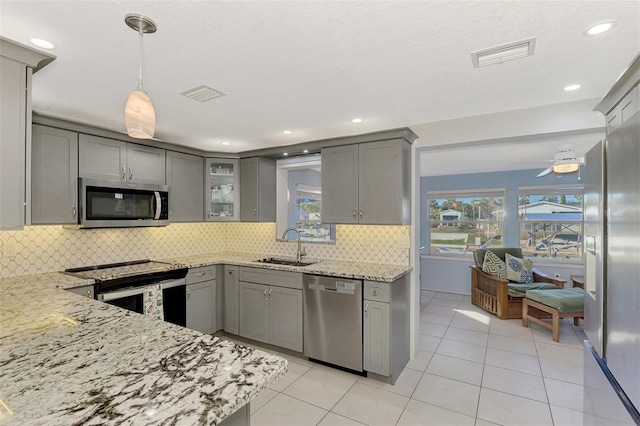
[536,144,582,178]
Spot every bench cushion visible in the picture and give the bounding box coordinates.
[525,287,585,313]
[509,282,561,297]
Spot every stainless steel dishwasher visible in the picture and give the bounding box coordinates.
[303,274,363,372]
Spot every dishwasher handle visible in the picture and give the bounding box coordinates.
[306,281,358,295]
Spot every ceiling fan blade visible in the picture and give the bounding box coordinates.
[536,167,553,178]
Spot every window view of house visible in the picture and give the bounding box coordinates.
[428,191,505,254]
[295,184,334,242]
[518,187,584,260]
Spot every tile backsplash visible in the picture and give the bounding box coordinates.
[0,223,410,278]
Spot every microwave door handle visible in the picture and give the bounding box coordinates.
[154,191,161,220]
[99,286,146,302]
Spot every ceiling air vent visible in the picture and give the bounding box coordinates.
[180,85,226,102]
[471,37,536,68]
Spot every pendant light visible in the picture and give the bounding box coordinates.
[124,13,157,139]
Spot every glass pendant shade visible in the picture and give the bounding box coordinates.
[553,161,580,174]
[125,89,155,139]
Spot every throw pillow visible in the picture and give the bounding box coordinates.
[505,253,534,283]
[482,250,507,279]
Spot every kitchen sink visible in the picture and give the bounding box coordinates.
[255,257,316,267]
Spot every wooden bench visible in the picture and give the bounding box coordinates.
[522,288,585,342]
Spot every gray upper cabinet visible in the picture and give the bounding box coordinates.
[1,38,54,230]
[79,134,165,185]
[321,144,359,224]
[31,125,78,224]
[166,151,204,222]
[240,157,276,222]
[322,139,410,225]
[205,158,239,221]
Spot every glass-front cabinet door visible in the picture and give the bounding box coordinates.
[205,158,239,221]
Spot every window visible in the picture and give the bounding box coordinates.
[276,156,335,243]
[518,186,583,260]
[428,189,505,254]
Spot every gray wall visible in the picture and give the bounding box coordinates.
[420,167,584,293]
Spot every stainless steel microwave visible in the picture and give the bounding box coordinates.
[78,178,169,228]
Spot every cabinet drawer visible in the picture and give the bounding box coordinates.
[239,267,302,290]
[364,281,390,302]
[186,266,216,284]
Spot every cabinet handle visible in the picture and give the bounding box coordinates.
[228,270,233,275]
[263,288,267,296]
[195,272,206,277]
[121,165,126,180]
[268,288,272,297]
[207,209,211,218]
[353,209,356,218]
[372,289,378,296]
[129,167,133,180]
[359,209,363,220]
[253,209,257,216]
[72,205,76,218]
[365,303,369,314]
[86,290,92,298]
[187,289,191,297]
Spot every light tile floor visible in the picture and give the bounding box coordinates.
[224,290,588,426]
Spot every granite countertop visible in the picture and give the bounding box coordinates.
[161,252,412,283]
[0,273,287,425]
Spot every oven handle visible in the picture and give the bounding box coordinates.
[154,191,162,220]
[160,279,186,290]
[98,286,146,302]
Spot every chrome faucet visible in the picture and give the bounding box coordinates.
[279,227,307,264]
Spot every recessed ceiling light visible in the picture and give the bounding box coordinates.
[282,130,293,135]
[221,141,231,146]
[30,38,55,49]
[584,21,617,36]
[303,149,309,153]
[351,118,363,123]
[564,84,581,91]
[283,152,289,156]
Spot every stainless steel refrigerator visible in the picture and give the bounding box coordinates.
[583,111,640,425]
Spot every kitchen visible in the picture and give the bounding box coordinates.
[1,1,640,425]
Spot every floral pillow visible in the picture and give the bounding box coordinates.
[505,253,534,283]
[482,250,506,279]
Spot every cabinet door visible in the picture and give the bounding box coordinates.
[126,143,166,185]
[205,158,239,221]
[186,280,215,334]
[166,151,203,222]
[269,286,303,352]
[224,265,239,334]
[321,145,359,224]
[363,300,390,376]
[239,281,269,344]
[79,134,127,181]
[31,125,78,224]
[0,57,28,230]
[239,158,258,221]
[359,140,405,224]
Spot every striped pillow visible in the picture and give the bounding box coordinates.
[482,250,507,279]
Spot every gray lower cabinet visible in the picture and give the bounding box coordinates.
[363,275,410,383]
[186,266,216,334]
[238,267,303,352]
[239,157,276,222]
[166,151,204,222]
[79,134,166,185]
[31,125,78,224]
[224,265,239,334]
[322,139,410,225]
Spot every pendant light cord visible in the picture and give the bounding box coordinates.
[138,28,144,90]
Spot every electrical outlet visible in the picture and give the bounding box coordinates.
[2,240,18,258]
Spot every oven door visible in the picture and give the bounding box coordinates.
[98,286,145,314]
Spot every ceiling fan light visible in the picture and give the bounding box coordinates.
[125,90,155,139]
[553,160,579,174]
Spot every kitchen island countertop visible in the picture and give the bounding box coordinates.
[161,252,412,283]
[0,272,287,425]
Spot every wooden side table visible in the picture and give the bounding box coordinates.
[570,275,584,289]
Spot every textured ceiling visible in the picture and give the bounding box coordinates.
[1,1,639,154]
